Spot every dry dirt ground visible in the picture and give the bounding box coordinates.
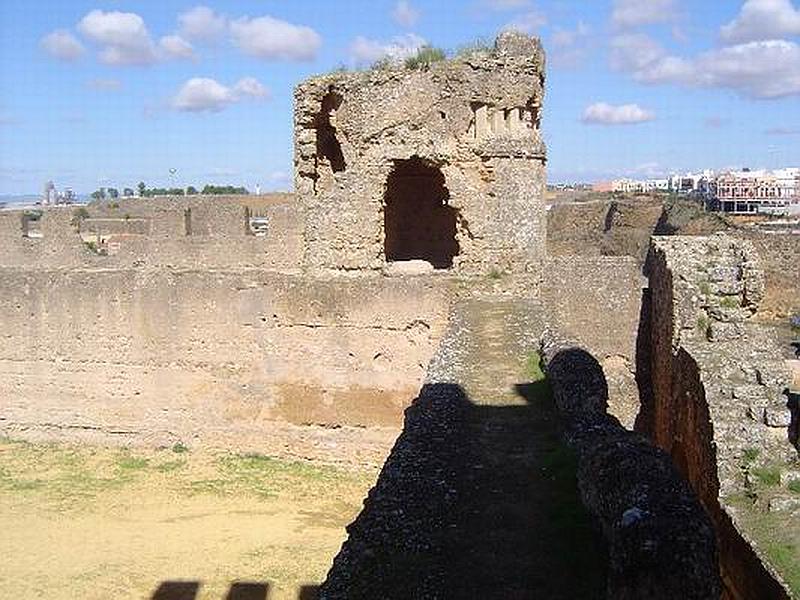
[0,438,376,600]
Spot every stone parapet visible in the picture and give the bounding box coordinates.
[543,342,721,600]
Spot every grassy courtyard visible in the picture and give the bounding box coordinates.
[0,438,375,600]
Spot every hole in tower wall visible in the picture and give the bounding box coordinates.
[383,157,460,269]
[315,91,346,174]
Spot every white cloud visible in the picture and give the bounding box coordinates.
[230,16,321,61]
[350,33,427,64]
[611,0,676,29]
[159,35,196,60]
[233,76,270,99]
[504,11,547,34]
[171,77,270,112]
[87,78,123,91]
[40,30,85,61]
[694,40,800,98]
[178,6,228,43]
[611,32,800,99]
[77,10,158,66]
[393,1,420,27]
[609,33,660,72]
[582,102,655,125]
[720,0,800,43]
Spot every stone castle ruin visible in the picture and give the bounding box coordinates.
[294,32,546,273]
[0,32,798,599]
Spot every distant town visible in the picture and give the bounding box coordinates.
[553,167,800,216]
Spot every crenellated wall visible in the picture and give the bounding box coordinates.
[0,195,304,272]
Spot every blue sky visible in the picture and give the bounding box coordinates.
[1,0,799,194]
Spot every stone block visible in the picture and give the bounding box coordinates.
[765,407,792,428]
[708,321,745,342]
[768,496,800,513]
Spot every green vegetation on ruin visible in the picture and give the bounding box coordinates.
[696,315,710,336]
[742,447,761,466]
[752,465,782,487]
[720,296,740,309]
[487,267,504,280]
[524,351,547,383]
[370,41,486,72]
[728,493,800,597]
[404,45,447,70]
[454,38,493,58]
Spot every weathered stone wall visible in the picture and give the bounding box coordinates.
[0,195,303,271]
[746,233,800,319]
[0,269,454,461]
[643,234,795,599]
[547,197,799,321]
[542,342,721,600]
[543,257,645,361]
[294,32,547,274]
[543,257,646,427]
[547,198,665,262]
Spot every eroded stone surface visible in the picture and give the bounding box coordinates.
[294,32,547,274]
[645,234,796,600]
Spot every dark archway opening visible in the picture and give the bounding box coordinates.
[384,157,459,269]
[315,91,346,173]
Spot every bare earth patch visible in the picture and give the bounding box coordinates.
[0,438,375,600]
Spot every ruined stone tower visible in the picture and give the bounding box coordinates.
[294,32,547,274]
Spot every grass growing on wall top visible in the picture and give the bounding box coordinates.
[525,351,547,383]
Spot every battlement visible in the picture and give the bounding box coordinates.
[0,194,302,271]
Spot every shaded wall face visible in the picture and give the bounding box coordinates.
[383,159,459,269]
[643,237,794,600]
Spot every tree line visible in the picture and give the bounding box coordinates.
[90,182,249,200]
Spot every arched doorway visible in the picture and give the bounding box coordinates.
[383,157,459,269]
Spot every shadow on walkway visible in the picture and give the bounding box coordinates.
[318,380,608,599]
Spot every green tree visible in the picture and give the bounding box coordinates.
[186,186,198,195]
[137,181,146,197]
[91,189,105,200]
[107,188,119,199]
[123,188,134,197]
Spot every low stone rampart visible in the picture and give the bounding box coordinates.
[543,342,721,600]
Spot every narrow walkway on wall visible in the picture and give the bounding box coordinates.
[319,298,608,599]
